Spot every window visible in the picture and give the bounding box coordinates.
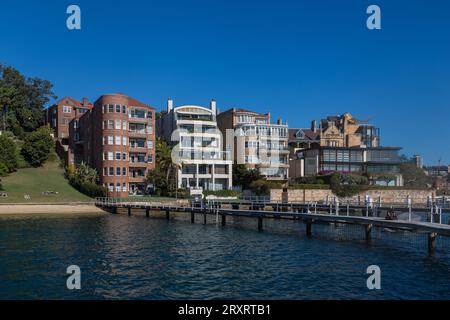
[103,167,107,176]
[73,120,79,129]
[103,105,107,114]
[115,120,121,130]
[122,167,127,176]
[103,121,106,129]
[108,104,114,113]
[108,136,114,145]
[115,136,121,145]
[116,167,121,176]
[107,120,114,129]
[108,183,114,192]
[122,121,127,130]
[63,106,72,113]
[122,137,127,146]
[122,152,127,160]
[116,104,121,113]
[116,183,121,192]
[108,152,114,161]
[122,105,127,114]
[148,154,153,163]
[122,183,127,192]
[109,167,114,176]
[147,111,153,119]
[103,136,107,145]
[147,140,153,149]
[147,126,153,135]
[115,152,121,160]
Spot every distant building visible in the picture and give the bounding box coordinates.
[413,154,423,168]
[157,99,233,191]
[289,113,403,186]
[319,113,380,148]
[217,108,289,180]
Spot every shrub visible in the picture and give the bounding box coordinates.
[21,126,55,167]
[0,162,9,177]
[65,163,107,198]
[203,189,241,197]
[0,135,18,172]
[288,184,330,190]
[250,179,283,196]
[167,188,190,198]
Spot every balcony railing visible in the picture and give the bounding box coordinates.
[178,150,231,161]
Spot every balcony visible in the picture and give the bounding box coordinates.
[178,150,231,161]
[128,130,147,138]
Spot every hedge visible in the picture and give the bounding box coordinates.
[203,190,241,197]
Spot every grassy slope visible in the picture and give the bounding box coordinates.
[0,161,92,203]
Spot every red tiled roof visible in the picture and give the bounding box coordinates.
[127,96,154,110]
[56,97,93,109]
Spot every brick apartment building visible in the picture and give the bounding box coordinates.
[47,93,155,197]
[46,97,93,164]
[217,108,289,180]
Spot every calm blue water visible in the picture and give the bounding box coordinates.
[0,213,450,300]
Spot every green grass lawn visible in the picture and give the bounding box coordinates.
[0,161,92,203]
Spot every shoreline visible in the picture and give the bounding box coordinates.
[0,203,106,215]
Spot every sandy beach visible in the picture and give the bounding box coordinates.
[0,203,106,215]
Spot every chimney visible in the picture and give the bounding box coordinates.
[82,97,88,107]
[311,120,317,133]
[167,99,173,112]
[210,99,216,114]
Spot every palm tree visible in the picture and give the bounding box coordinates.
[154,138,178,190]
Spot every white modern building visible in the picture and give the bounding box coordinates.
[157,99,233,191]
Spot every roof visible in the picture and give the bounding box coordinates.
[289,128,320,142]
[55,97,93,109]
[221,107,269,117]
[95,93,155,110]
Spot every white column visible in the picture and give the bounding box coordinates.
[212,164,215,191]
[178,167,182,189]
[196,163,199,188]
[228,163,233,189]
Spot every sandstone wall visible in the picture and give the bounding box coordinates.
[270,188,435,206]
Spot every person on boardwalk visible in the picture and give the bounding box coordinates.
[386,206,398,220]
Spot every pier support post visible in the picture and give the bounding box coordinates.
[191,211,195,224]
[145,208,149,218]
[258,216,263,231]
[365,224,373,242]
[306,221,312,237]
[127,207,131,216]
[221,214,226,226]
[428,233,437,255]
[165,210,170,220]
[203,212,207,224]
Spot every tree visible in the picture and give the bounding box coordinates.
[400,163,432,188]
[0,65,56,136]
[0,135,18,172]
[21,126,55,167]
[147,138,177,195]
[233,164,263,190]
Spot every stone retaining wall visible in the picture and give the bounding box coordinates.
[270,189,435,206]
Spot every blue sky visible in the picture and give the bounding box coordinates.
[1,0,449,164]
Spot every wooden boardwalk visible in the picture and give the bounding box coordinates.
[95,198,450,255]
